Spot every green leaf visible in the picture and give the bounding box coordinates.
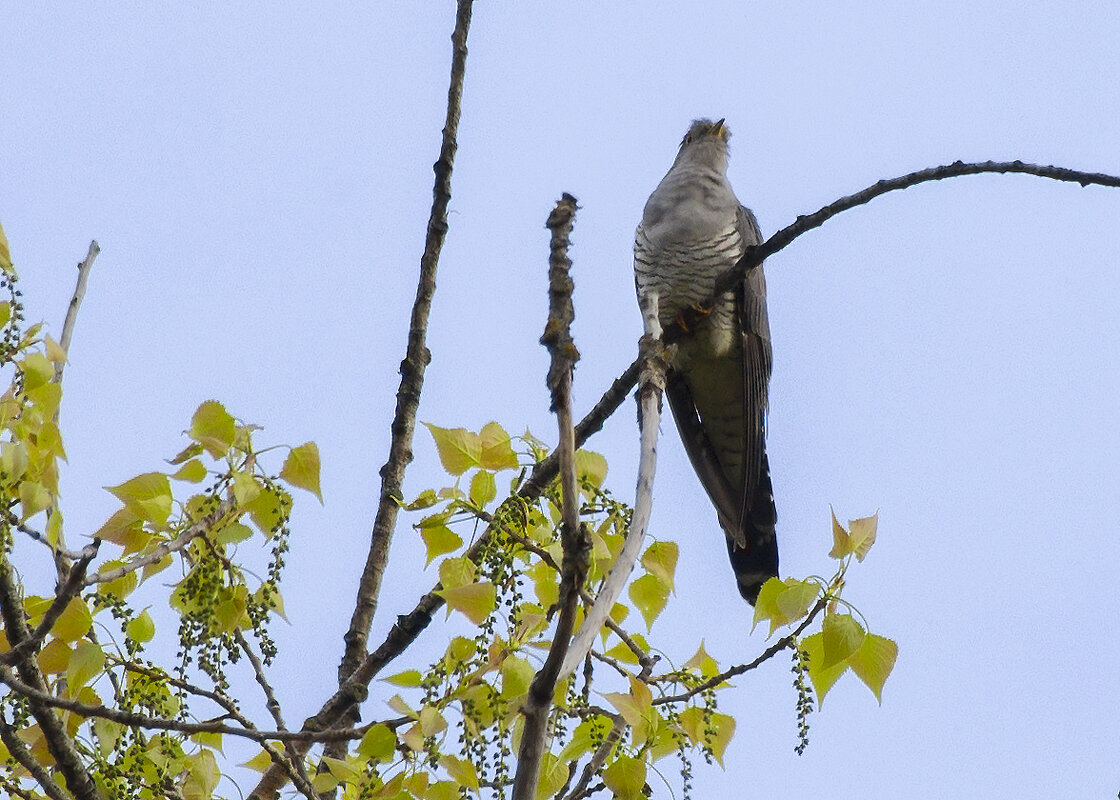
[357,724,397,763]
[439,755,479,791]
[171,459,207,483]
[602,755,646,800]
[603,676,653,729]
[0,221,12,273]
[189,400,237,458]
[438,581,496,625]
[191,731,223,753]
[848,512,879,561]
[640,540,678,589]
[469,469,496,507]
[437,556,476,590]
[801,631,848,705]
[420,523,462,566]
[536,752,568,800]
[19,352,54,391]
[706,712,736,767]
[168,442,204,465]
[214,522,254,546]
[181,749,220,800]
[753,578,820,635]
[232,470,261,506]
[241,748,278,773]
[0,302,9,329]
[828,506,850,559]
[628,572,669,630]
[53,597,92,642]
[573,449,608,488]
[479,421,519,471]
[281,441,322,502]
[424,424,481,476]
[500,656,535,700]
[19,481,52,522]
[0,441,28,486]
[683,640,720,678]
[848,633,898,703]
[382,669,423,688]
[404,488,439,510]
[821,613,865,670]
[125,609,155,644]
[67,639,105,689]
[106,472,172,527]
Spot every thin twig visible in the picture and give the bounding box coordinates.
[559,713,624,800]
[512,193,586,800]
[652,597,827,706]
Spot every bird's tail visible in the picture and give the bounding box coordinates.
[724,450,778,605]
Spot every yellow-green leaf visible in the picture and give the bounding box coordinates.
[628,572,669,630]
[848,632,898,703]
[822,613,865,670]
[801,631,848,705]
[181,749,220,800]
[67,640,105,689]
[469,469,496,507]
[19,481,52,522]
[169,442,204,466]
[189,400,236,458]
[241,747,279,773]
[53,597,92,642]
[323,756,362,783]
[439,755,479,791]
[280,442,322,503]
[214,522,254,547]
[602,755,646,800]
[848,512,879,561]
[828,506,851,559]
[382,669,423,688]
[536,752,568,800]
[640,540,678,589]
[19,352,54,391]
[232,470,261,506]
[420,523,462,566]
[45,336,67,364]
[0,441,28,486]
[126,610,156,644]
[0,222,11,273]
[37,638,72,673]
[106,472,172,527]
[683,640,720,678]
[357,724,397,763]
[419,706,447,737]
[479,421,519,471]
[573,449,608,488]
[500,656,535,700]
[438,581,496,625]
[706,712,736,767]
[424,424,481,476]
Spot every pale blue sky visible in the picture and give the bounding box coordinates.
[4,3,1119,798]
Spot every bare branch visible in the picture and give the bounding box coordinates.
[667,160,1120,342]
[53,239,99,385]
[512,193,587,800]
[334,0,473,700]
[559,292,667,680]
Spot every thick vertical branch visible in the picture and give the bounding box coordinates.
[0,549,102,800]
[512,194,587,800]
[337,0,473,697]
[559,292,667,679]
[53,240,99,385]
[251,4,473,798]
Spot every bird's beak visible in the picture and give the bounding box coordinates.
[711,118,726,137]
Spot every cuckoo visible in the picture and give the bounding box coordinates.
[634,118,777,605]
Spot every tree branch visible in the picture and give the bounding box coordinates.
[53,240,99,385]
[559,292,667,680]
[335,0,473,694]
[512,193,587,800]
[0,540,98,666]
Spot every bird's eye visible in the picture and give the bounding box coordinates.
[684,134,693,144]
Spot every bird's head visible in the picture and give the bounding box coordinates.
[673,118,731,171]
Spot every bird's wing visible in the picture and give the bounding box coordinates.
[735,204,772,528]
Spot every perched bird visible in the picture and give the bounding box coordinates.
[634,118,777,605]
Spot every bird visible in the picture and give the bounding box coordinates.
[633,118,777,605]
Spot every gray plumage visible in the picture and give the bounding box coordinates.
[634,118,777,605]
